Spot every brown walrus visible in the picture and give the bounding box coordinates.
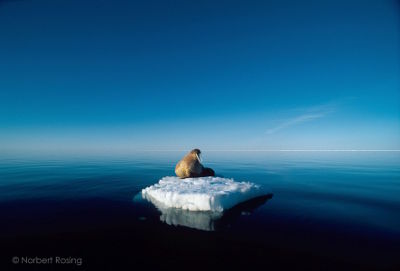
[175,149,215,179]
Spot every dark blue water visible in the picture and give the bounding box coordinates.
[1,151,399,270]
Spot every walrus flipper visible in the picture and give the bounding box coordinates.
[200,167,215,177]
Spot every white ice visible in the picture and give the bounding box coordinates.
[141,176,267,212]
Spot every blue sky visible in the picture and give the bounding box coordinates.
[0,0,399,153]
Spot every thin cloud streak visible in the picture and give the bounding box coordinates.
[265,104,335,135]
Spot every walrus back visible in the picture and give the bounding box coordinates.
[175,160,187,178]
[175,156,203,178]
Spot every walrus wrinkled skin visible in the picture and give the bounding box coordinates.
[175,149,215,179]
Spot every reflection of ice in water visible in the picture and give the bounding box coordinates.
[140,176,271,231]
[161,209,221,231]
[145,196,222,231]
[141,192,272,231]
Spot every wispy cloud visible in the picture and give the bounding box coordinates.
[265,103,335,135]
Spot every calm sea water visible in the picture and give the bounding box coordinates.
[0,151,399,270]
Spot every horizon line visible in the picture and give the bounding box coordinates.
[130,149,400,152]
[2,148,400,153]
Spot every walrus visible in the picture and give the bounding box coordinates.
[175,149,215,179]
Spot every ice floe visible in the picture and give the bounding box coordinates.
[141,176,267,212]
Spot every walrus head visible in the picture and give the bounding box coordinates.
[190,149,202,162]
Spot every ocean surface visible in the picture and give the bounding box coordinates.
[0,151,399,270]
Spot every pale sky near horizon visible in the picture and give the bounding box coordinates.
[1,0,399,153]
